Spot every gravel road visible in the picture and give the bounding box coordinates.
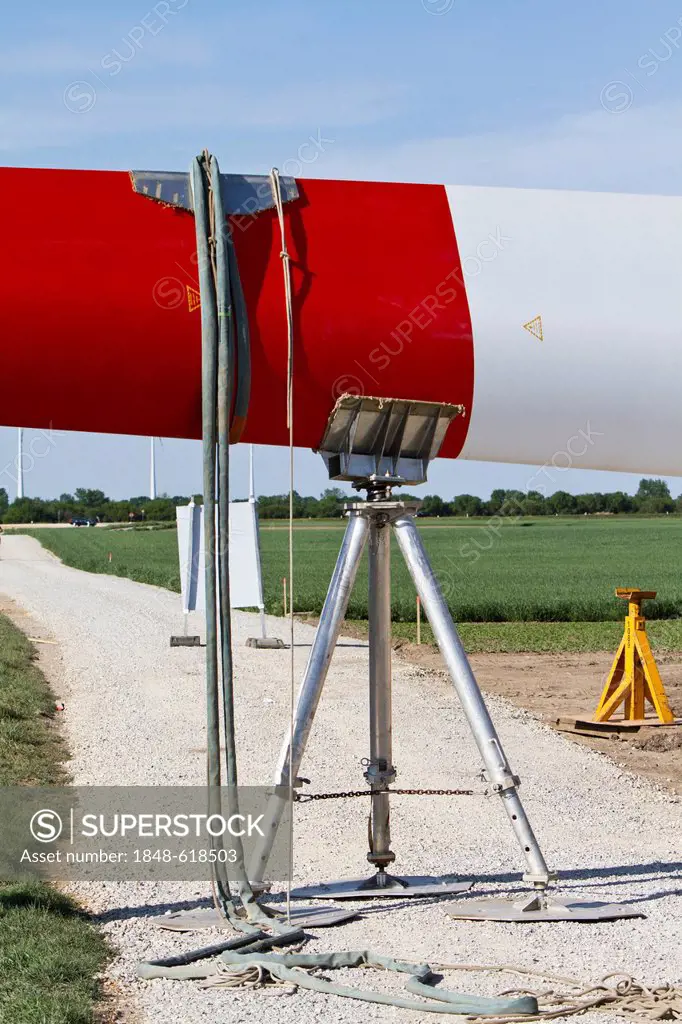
[2,533,682,1023]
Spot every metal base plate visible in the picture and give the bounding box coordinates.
[245,637,285,649]
[151,905,359,931]
[555,716,682,739]
[290,874,474,901]
[446,895,645,922]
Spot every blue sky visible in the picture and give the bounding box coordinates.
[2,0,682,500]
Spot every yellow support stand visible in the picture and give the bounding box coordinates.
[594,589,674,724]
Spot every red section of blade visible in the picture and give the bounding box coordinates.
[0,167,473,457]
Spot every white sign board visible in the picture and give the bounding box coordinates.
[176,501,264,613]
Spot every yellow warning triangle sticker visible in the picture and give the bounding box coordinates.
[187,286,201,313]
[523,315,543,341]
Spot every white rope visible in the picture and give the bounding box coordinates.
[430,964,682,1023]
[201,960,301,994]
[269,167,296,924]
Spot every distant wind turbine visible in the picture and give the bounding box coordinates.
[16,427,24,499]
[149,437,163,499]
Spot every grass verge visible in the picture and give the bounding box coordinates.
[0,616,67,787]
[0,614,110,1024]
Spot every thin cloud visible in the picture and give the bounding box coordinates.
[0,37,213,76]
[308,97,682,195]
[0,78,406,153]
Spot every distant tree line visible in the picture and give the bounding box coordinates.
[0,488,199,524]
[0,479,679,524]
[416,478,679,518]
[258,479,680,518]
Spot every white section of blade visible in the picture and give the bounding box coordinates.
[448,184,682,476]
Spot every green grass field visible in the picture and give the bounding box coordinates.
[20,516,682,653]
[259,517,682,622]
[0,615,109,1023]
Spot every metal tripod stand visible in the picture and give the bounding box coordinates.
[250,480,551,899]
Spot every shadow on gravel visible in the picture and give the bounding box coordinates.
[90,861,682,924]
[290,642,370,649]
[93,896,215,925]
[457,861,682,905]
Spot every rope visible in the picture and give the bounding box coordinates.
[269,166,296,926]
[202,961,299,993]
[429,965,682,1023]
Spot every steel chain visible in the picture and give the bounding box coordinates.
[297,787,474,803]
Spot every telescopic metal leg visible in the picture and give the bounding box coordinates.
[392,512,551,886]
[248,510,369,882]
[366,514,396,876]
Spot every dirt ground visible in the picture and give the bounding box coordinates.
[395,640,682,795]
[325,618,682,795]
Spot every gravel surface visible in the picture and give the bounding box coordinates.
[2,533,682,1023]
